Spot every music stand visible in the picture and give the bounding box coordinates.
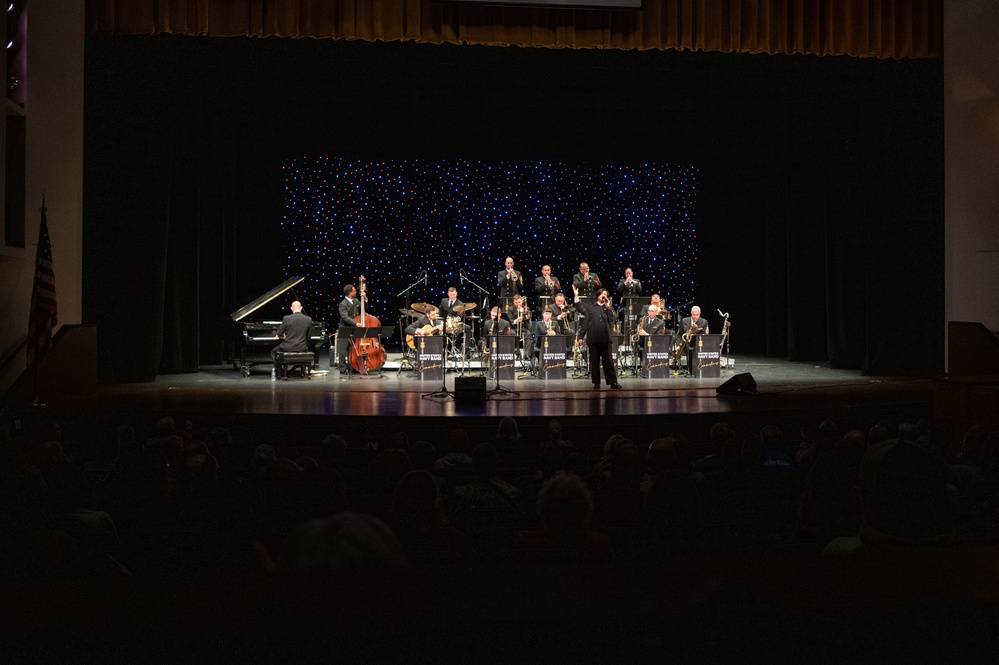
[485,329,518,397]
[422,337,454,400]
[621,296,650,377]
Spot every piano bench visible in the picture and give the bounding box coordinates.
[275,351,315,380]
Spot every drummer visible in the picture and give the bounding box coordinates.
[438,286,474,350]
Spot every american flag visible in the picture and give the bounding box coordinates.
[27,204,57,366]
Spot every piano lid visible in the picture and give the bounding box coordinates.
[230,276,305,322]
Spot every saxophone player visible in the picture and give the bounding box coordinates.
[636,304,667,337]
[680,306,709,336]
[531,308,558,363]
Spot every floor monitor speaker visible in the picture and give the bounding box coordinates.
[454,376,487,400]
[716,372,757,395]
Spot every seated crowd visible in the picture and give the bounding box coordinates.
[3,412,997,578]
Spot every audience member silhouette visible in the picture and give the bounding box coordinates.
[513,472,614,561]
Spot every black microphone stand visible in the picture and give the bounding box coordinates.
[422,323,453,400]
[483,318,518,397]
[461,270,490,370]
[396,272,427,375]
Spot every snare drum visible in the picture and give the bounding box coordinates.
[445,316,464,335]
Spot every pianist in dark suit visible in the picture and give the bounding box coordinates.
[336,284,362,373]
[271,301,314,364]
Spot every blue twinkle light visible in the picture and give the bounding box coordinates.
[281,158,698,335]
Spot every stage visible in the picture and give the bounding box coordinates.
[94,353,934,427]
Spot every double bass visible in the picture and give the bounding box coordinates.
[348,276,386,374]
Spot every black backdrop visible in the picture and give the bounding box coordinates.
[84,35,943,383]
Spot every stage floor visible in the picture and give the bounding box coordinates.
[96,354,933,422]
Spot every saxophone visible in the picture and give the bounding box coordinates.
[718,312,731,363]
[671,321,701,367]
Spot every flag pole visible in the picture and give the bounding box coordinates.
[30,195,54,408]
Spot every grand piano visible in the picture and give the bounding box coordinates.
[229,276,326,376]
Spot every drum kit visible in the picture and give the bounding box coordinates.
[403,301,480,367]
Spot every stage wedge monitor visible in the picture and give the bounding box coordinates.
[455,377,488,401]
[716,372,757,395]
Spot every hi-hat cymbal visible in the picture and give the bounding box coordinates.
[453,302,477,312]
[410,303,431,313]
[465,315,481,320]
[398,308,420,317]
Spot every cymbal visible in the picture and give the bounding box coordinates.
[410,303,431,313]
[398,308,420,317]
[453,302,477,312]
[465,315,481,320]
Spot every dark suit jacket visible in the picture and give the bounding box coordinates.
[439,298,464,318]
[616,279,643,297]
[637,315,666,336]
[338,298,360,329]
[275,311,313,352]
[681,316,709,335]
[534,276,561,300]
[532,319,560,355]
[572,272,601,298]
[548,303,574,334]
[575,299,617,345]
[498,269,524,297]
[482,317,511,336]
[405,316,443,336]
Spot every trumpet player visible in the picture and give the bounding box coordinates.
[572,262,601,299]
[534,264,562,313]
[498,256,524,298]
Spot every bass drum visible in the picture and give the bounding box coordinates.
[445,316,464,335]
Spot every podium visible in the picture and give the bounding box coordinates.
[486,334,516,381]
[537,334,567,380]
[641,334,672,378]
[414,335,445,381]
[692,334,722,378]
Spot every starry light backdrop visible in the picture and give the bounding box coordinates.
[281,157,698,344]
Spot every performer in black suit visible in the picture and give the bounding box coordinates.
[336,285,362,373]
[572,262,602,299]
[615,268,643,298]
[439,286,473,350]
[548,292,575,335]
[636,304,667,337]
[681,306,709,336]
[482,306,512,337]
[573,286,621,390]
[534,265,561,313]
[497,256,524,298]
[531,308,559,362]
[405,306,444,338]
[271,301,313,365]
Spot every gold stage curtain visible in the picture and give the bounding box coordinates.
[85,0,941,59]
